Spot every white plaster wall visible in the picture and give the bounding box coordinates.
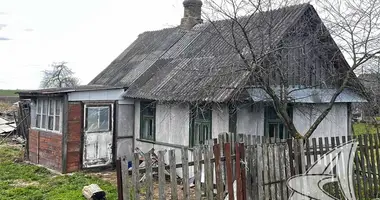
[293,103,348,138]
[134,101,191,177]
[236,103,264,136]
[212,104,229,137]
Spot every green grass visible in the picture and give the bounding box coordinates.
[0,145,117,200]
[0,89,20,96]
[353,122,379,136]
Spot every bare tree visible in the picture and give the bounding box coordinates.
[40,62,79,88]
[200,0,376,139]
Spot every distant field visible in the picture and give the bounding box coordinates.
[0,90,20,97]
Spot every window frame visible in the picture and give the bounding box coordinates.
[33,98,63,133]
[264,105,292,139]
[189,105,212,147]
[140,101,156,141]
[84,105,112,133]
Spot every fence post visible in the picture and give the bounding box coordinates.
[132,153,140,200]
[225,143,234,200]
[194,147,202,200]
[121,158,130,200]
[116,159,123,200]
[239,143,247,200]
[145,153,153,200]
[169,150,178,200]
[235,143,242,200]
[182,147,190,200]
[158,151,165,200]
[214,143,223,200]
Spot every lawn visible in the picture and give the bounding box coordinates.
[353,122,379,136]
[0,145,117,200]
[0,89,20,97]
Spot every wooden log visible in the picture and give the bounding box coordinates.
[182,147,190,200]
[169,150,178,200]
[158,151,165,200]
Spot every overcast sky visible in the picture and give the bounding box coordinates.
[0,0,184,89]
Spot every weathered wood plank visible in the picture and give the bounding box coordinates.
[116,159,123,200]
[268,144,275,199]
[311,138,317,164]
[262,143,269,200]
[158,151,165,200]
[193,147,202,200]
[284,142,291,198]
[214,144,223,200]
[359,135,369,199]
[133,153,140,200]
[298,139,306,174]
[235,143,243,200]
[274,144,281,200]
[182,147,190,200]
[204,146,213,200]
[287,139,295,176]
[257,144,264,200]
[375,133,380,197]
[239,143,247,200]
[169,150,178,200]
[246,146,254,200]
[225,143,234,200]
[121,158,130,200]
[145,153,154,200]
[305,139,311,169]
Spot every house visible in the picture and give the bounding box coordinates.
[19,1,366,173]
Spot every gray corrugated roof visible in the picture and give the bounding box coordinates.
[91,4,341,102]
[18,85,122,95]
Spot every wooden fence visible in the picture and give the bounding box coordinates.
[116,133,380,200]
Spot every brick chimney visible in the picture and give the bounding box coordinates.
[181,0,203,30]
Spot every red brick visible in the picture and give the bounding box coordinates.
[68,103,82,121]
[67,152,81,163]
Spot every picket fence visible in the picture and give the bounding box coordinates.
[116,133,380,200]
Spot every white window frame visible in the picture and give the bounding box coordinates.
[34,98,62,133]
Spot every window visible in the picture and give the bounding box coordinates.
[34,98,62,132]
[190,106,212,147]
[140,102,155,141]
[85,106,111,132]
[265,106,292,139]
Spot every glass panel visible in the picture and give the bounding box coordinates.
[55,100,61,115]
[49,100,54,115]
[55,116,60,131]
[98,107,110,131]
[42,115,47,129]
[86,106,110,132]
[48,116,54,130]
[37,100,42,114]
[36,114,41,128]
[43,100,48,114]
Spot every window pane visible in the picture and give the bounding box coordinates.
[99,107,110,131]
[49,100,54,115]
[43,100,48,114]
[55,116,60,131]
[56,100,61,115]
[42,115,47,128]
[86,107,99,132]
[37,100,42,114]
[140,102,155,140]
[48,116,54,130]
[86,106,110,132]
[36,114,41,128]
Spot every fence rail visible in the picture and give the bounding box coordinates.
[117,133,380,200]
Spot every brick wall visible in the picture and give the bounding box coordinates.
[66,102,82,173]
[28,129,62,172]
